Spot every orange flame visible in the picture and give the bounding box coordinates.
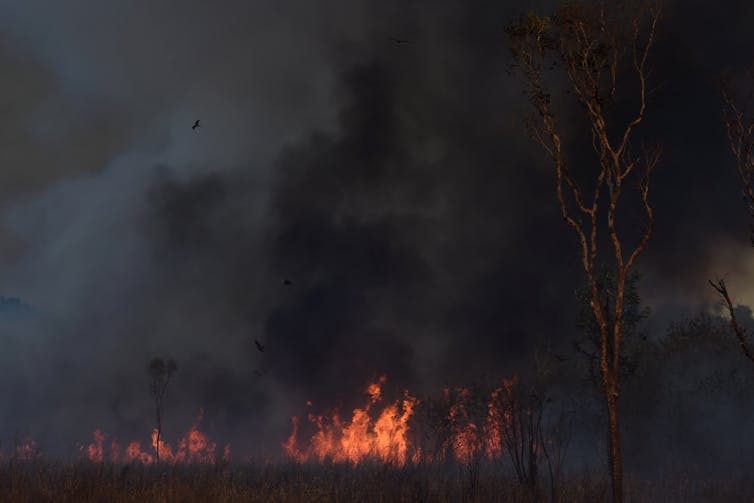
[283,376,419,466]
[1,374,536,466]
[283,375,536,466]
[82,411,222,465]
[447,387,483,463]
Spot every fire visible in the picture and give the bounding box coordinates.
[81,411,228,465]
[0,375,538,466]
[283,376,419,466]
[486,376,520,459]
[284,375,538,466]
[87,430,106,463]
[0,436,40,462]
[12,436,40,461]
[446,387,485,463]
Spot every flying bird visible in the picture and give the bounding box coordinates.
[192,120,201,130]
[283,279,292,286]
[388,37,411,45]
[254,339,265,352]
[254,369,267,377]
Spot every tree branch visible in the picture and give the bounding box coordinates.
[709,279,754,364]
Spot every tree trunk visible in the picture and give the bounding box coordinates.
[605,379,622,503]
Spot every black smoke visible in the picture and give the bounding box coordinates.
[0,0,754,471]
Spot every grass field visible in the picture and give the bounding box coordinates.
[1,461,752,502]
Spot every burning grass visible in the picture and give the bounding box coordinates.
[2,376,754,501]
[282,375,528,467]
[81,412,228,465]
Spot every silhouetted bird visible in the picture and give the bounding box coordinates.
[283,279,292,286]
[254,369,267,377]
[254,339,265,352]
[192,120,201,130]
[388,37,411,44]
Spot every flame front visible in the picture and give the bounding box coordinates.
[0,374,535,466]
[81,411,228,465]
[283,376,419,466]
[284,375,539,466]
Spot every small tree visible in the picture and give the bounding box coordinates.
[507,3,661,501]
[539,407,572,503]
[491,376,544,494]
[148,357,177,462]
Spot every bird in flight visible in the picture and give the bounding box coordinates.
[388,37,411,45]
[254,369,267,377]
[192,120,201,130]
[283,279,292,286]
[254,339,265,352]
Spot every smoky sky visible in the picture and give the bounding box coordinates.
[1,0,754,463]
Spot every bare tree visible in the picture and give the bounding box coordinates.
[491,376,544,495]
[148,357,177,462]
[532,348,573,503]
[506,2,661,501]
[540,408,572,503]
[710,75,754,366]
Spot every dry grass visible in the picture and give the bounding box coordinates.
[0,461,752,502]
